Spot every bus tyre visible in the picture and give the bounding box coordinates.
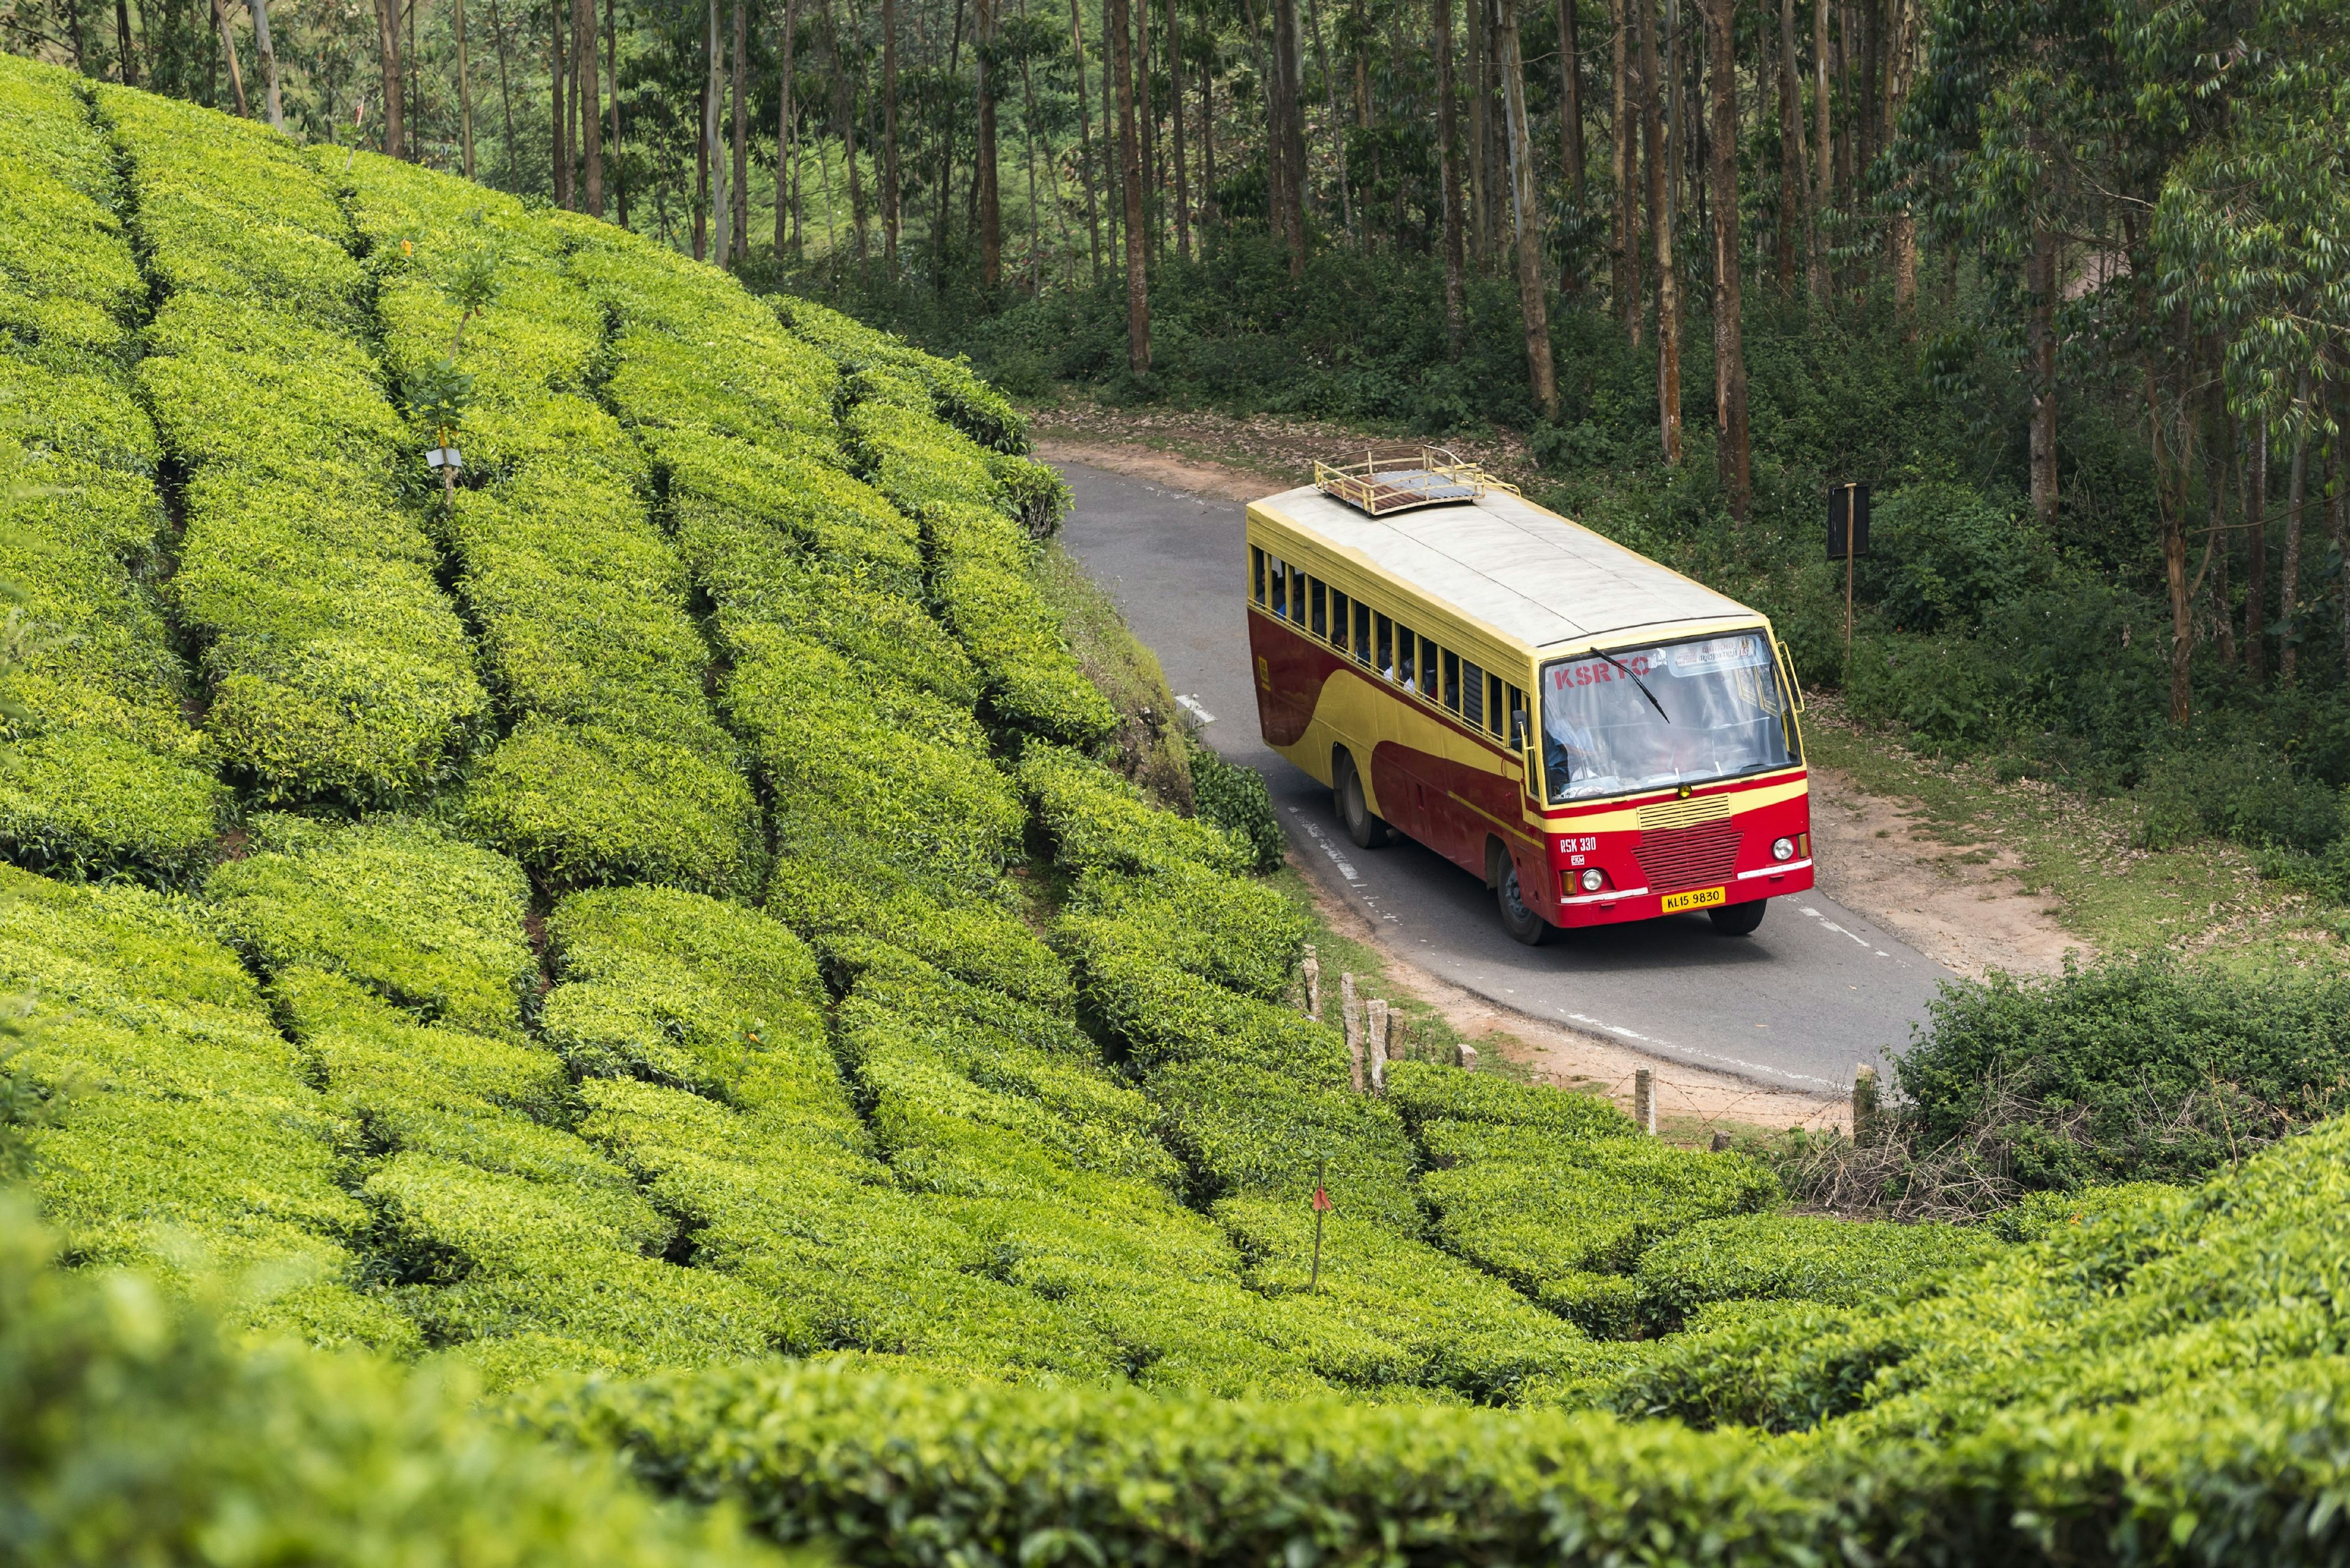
[1492,845,1553,947]
[1334,752,1393,850]
[1708,899,1767,936]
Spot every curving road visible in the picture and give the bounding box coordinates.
[1054,459,1951,1094]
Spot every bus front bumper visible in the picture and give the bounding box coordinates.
[1547,859,1815,927]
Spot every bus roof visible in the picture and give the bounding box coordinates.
[1249,483,1758,655]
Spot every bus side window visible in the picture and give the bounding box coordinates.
[1310,578,1327,638]
[1485,673,1505,738]
[1442,651,1463,715]
[1376,615,1393,677]
[1462,660,1485,728]
[1327,587,1348,647]
[1353,602,1371,663]
[1291,567,1308,624]
[1397,626,1417,690]
[1251,547,1266,605]
[1267,557,1287,618]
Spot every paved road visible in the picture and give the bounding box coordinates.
[1055,459,1953,1094]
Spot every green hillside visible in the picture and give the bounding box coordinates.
[5,54,2350,1565]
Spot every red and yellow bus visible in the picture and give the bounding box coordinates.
[1247,467,1812,944]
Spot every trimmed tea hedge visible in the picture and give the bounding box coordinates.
[776,295,1031,454]
[100,89,490,806]
[0,57,220,881]
[0,864,407,1351]
[0,1195,787,1568]
[334,154,761,897]
[1631,1212,2004,1332]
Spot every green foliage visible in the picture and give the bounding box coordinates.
[1893,954,2350,1190]
[101,99,490,807]
[1022,743,1251,878]
[1187,738,1285,873]
[776,295,1032,454]
[1631,1213,2005,1331]
[0,1193,791,1568]
[1419,1122,1781,1335]
[206,813,537,1037]
[1385,1058,1638,1140]
[0,865,409,1351]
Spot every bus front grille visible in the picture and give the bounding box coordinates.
[1635,821,1742,892]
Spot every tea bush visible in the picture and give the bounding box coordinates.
[101,89,491,805]
[0,59,221,882]
[336,154,763,897]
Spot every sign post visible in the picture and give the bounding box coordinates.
[1828,483,1871,663]
[1308,1160,1331,1291]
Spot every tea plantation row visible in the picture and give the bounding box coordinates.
[4,53,2344,1568]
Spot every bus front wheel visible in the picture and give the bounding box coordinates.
[1708,899,1767,936]
[1334,751,1395,850]
[1491,845,1554,947]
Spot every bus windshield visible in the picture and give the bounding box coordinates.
[1540,631,1796,802]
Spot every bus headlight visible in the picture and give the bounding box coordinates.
[1771,836,1796,862]
[1578,868,1606,892]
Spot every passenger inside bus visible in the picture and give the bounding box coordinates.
[1542,633,1796,802]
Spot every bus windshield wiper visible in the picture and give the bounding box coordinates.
[1584,646,1671,724]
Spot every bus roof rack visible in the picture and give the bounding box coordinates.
[1311,446,1521,517]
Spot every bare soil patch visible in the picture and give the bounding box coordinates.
[1032,403,1540,494]
[1807,763,2089,979]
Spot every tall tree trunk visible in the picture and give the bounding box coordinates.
[1272,0,1307,275]
[115,0,138,85]
[2028,227,2057,529]
[554,0,572,206]
[1701,0,1747,518]
[1436,0,1466,352]
[609,0,622,220]
[2283,370,2310,684]
[1775,0,1805,293]
[778,0,799,252]
[1558,0,1583,206]
[1808,0,1827,298]
[1498,0,1556,419]
[209,0,249,114]
[453,0,472,171]
[2245,414,2268,682]
[2335,417,2349,685]
[1306,0,1352,245]
[821,0,867,268]
[729,0,746,241]
[978,0,1002,287]
[1464,0,1486,259]
[492,0,517,186]
[247,0,282,127]
[881,0,900,266]
[2154,360,2194,726]
[376,0,405,155]
[580,0,605,213]
[1136,0,1157,263]
[1166,0,1189,259]
[1638,0,1679,462]
[1070,0,1103,280]
[706,0,730,262]
[1611,0,1639,343]
[1110,0,1152,367]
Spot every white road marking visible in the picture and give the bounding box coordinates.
[1174,693,1217,725]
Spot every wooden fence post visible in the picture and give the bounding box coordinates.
[1852,1064,1879,1144]
[1342,973,1363,1093]
[1367,998,1389,1094]
[1634,1067,1655,1135]
[1302,944,1321,1020]
[1455,1041,1479,1072]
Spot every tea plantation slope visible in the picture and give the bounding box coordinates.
[95,86,493,807]
[0,56,223,883]
[327,154,764,898]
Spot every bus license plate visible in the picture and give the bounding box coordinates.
[1661,886,1726,913]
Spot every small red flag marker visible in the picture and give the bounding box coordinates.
[1311,1185,1332,1212]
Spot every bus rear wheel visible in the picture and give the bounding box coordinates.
[1334,751,1394,850]
[1491,844,1553,947]
[1708,898,1767,936]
